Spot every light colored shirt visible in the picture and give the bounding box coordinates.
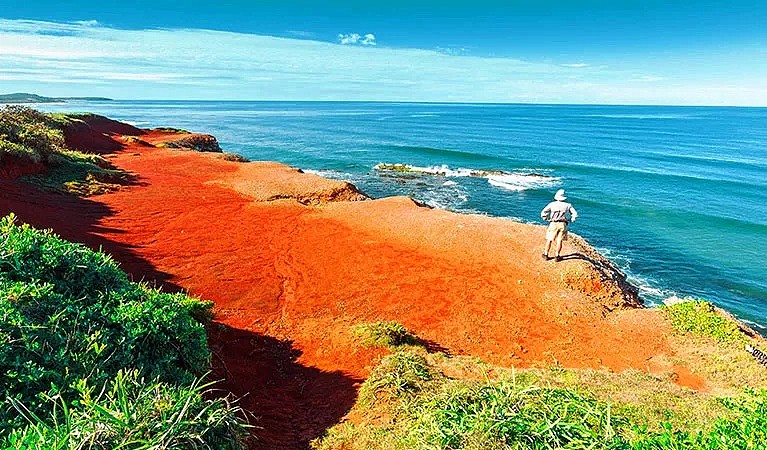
[541,200,578,223]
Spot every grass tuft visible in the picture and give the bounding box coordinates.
[352,321,419,349]
[5,369,249,450]
[358,350,434,405]
[315,342,767,450]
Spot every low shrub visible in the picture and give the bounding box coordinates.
[315,350,767,450]
[0,214,213,431]
[0,106,65,158]
[352,321,419,349]
[1,106,136,195]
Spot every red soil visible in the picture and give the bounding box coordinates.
[0,122,706,449]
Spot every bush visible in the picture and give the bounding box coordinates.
[0,105,65,158]
[1,106,135,195]
[0,214,213,431]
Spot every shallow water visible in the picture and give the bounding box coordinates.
[38,101,767,331]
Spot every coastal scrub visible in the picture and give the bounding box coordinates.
[314,331,767,450]
[0,214,248,448]
[0,106,135,195]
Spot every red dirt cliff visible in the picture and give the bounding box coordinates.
[0,116,700,449]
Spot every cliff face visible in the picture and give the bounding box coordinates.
[0,114,697,449]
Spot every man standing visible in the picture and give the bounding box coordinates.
[541,189,578,262]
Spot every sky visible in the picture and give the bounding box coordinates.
[1,0,766,105]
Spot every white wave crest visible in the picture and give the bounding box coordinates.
[662,295,697,306]
[374,163,560,192]
[487,173,560,192]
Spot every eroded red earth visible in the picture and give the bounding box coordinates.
[0,122,704,448]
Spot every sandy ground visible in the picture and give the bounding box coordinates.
[0,123,705,449]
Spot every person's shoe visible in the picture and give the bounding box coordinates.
[542,253,550,260]
[555,255,563,262]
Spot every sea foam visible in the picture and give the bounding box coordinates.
[374,163,560,192]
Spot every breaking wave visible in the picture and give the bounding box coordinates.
[374,163,560,192]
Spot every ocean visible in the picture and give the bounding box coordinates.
[37,101,767,332]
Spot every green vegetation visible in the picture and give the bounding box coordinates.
[0,214,248,448]
[358,351,434,405]
[153,127,190,134]
[5,370,246,450]
[352,321,420,348]
[663,300,745,345]
[314,322,767,450]
[0,105,134,195]
[0,105,65,163]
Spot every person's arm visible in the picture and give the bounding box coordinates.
[541,204,551,221]
[569,205,578,222]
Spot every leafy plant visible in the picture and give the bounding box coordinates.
[0,214,214,431]
[5,369,249,450]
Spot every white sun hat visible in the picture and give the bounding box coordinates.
[554,189,567,201]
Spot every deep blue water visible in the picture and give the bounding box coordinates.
[38,101,767,331]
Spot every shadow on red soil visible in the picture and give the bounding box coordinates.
[0,179,360,449]
[210,324,360,450]
[0,180,181,291]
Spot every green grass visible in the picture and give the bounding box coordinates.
[1,106,135,195]
[358,350,435,406]
[5,370,248,450]
[0,214,248,447]
[314,329,767,450]
[352,321,420,349]
[662,300,746,346]
[23,151,137,196]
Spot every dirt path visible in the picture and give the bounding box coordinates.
[0,125,699,448]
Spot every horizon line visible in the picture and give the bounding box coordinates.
[15,98,767,109]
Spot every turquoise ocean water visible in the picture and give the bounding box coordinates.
[38,101,767,332]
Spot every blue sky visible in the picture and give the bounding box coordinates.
[1,1,766,104]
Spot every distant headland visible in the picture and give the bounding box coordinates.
[0,92,113,103]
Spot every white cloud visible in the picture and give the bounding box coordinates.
[73,20,100,27]
[0,19,765,105]
[338,32,376,46]
[561,63,590,68]
[362,33,376,46]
